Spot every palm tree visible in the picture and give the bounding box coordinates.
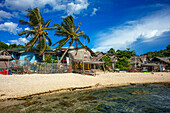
[53,15,90,64]
[18,7,56,54]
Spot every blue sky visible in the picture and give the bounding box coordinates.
[0,0,170,55]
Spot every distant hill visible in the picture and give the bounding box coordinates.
[141,44,170,58]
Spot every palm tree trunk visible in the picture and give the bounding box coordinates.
[58,45,71,65]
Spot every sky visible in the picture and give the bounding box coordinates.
[0,0,170,55]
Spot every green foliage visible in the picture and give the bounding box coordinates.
[102,55,112,66]
[8,44,26,49]
[0,41,26,50]
[116,57,131,71]
[18,7,56,55]
[141,44,170,58]
[106,48,115,56]
[53,15,90,64]
[35,44,52,50]
[116,48,136,58]
[0,41,8,50]
[44,55,58,63]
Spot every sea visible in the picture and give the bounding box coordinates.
[0,83,170,113]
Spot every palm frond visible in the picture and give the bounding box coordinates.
[56,37,70,49]
[19,20,34,27]
[78,34,90,43]
[75,22,81,33]
[52,37,68,46]
[18,30,35,36]
[43,19,51,28]
[39,34,47,54]
[26,34,39,51]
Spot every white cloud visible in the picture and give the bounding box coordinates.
[8,37,28,45]
[90,8,98,16]
[24,27,30,30]
[92,9,170,52]
[0,10,14,21]
[0,22,22,35]
[6,43,10,45]
[1,0,89,16]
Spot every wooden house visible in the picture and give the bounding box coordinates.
[0,50,14,69]
[150,57,170,71]
[68,47,104,71]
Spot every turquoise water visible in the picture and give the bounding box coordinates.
[0,83,170,113]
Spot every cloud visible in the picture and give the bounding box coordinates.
[8,37,28,45]
[92,8,170,52]
[1,0,89,16]
[0,22,22,35]
[0,10,14,21]
[24,27,30,30]
[90,8,98,16]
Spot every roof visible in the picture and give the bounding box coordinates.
[130,56,142,64]
[0,50,14,60]
[91,53,104,61]
[7,48,57,54]
[68,46,96,57]
[139,55,150,62]
[151,57,170,64]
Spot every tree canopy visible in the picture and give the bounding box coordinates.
[53,15,90,64]
[116,56,131,71]
[18,7,56,54]
[141,44,170,58]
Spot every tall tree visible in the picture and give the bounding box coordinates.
[53,15,90,64]
[18,8,56,54]
[116,56,131,71]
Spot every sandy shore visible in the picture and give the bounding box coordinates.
[0,72,170,100]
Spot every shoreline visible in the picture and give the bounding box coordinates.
[0,72,170,101]
[1,81,170,102]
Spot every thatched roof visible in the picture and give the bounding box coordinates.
[151,57,170,64]
[91,53,104,61]
[130,56,141,64]
[0,50,14,61]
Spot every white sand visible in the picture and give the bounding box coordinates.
[0,72,170,99]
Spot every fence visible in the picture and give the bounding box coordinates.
[8,60,72,74]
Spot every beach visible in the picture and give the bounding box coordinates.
[0,72,170,100]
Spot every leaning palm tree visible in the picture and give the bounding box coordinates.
[53,15,90,64]
[18,7,56,54]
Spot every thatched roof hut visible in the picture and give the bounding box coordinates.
[0,50,14,69]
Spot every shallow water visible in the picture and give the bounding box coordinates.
[0,83,170,113]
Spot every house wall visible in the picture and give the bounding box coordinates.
[19,52,41,65]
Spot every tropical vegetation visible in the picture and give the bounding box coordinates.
[141,44,170,58]
[116,56,131,71]
[18,7,56,54]
[53,15,90,64]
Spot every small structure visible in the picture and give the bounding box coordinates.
[68,47,105,74]
[7,48,58,63]
[109,55,118,69]
[150,57,170,71]
[0,50,14,69]
[130,55,150,70]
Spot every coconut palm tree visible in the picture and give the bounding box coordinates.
[18,7,56,54]
[53,15,90,64]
